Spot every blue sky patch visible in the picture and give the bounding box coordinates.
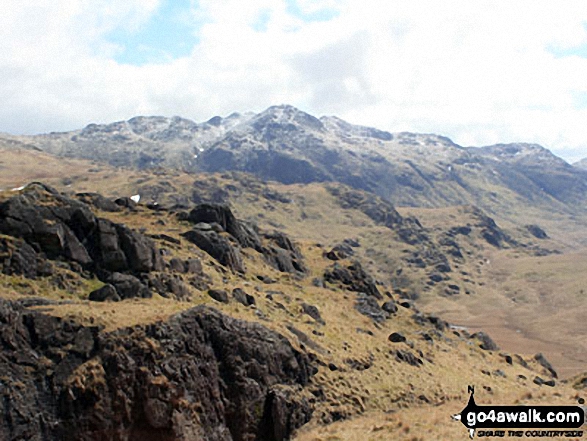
[285,0,340,22]
[107,0,201,65]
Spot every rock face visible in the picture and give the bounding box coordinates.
[0,183,162,273]
[0,183,167,299]
[0,299,315,441]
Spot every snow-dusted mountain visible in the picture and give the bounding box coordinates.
[2,104,587,218]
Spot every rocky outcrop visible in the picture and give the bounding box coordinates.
[0,183,163,274]
[187,204,262,250]
[182,228,245,273]
[323,261,381,299]
[0,183,167,299]
[262,232,306,274]
[0,299,315,441]
[183,203,306,275]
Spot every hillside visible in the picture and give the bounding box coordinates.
[0,181,585,441]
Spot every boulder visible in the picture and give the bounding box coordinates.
[354,294,388,323]
[388,332,406,343]
[146,273,191,300]
[88,284,120,302]
[104,272,151,300]
[301,303,324,324]
[381,300,398,315]
[208,289,229,303]
[324,261,381,299]
[0,237,39,278]
[75,192,121,212]
[232,288,255,306]
[534,353,558,378]
[182,229,244,273]
[262,231,306,274]
[0,185,163,276]
[526,224,548,239]
[470,331,499,351]
[188,203,262,249]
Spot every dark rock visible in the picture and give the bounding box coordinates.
[533,376,555,387]
[0,300,315,441]
[448,226,471,236]
[328,363,338,371]
[399,300,412,309]
[104,272,151,300]
[526,224,548,239]
[232,288,255,306]
[188,203,262,249]
[394,349,423,367]
[185,258,203,275]
[354,294,388,322]
[534,353,558,378]
[150,233,181,245]
[88,284,120,302]
[168,257,186,272]
[344,356,373,371]
[208,289,229,303]
[436,263,452,273]
[471,331,499,351]
[257,275,276,284]
[75,192,121,212]
[446,284,460,295]
[412,312,443,329]
[388,332,406,343]
[0,236,39,278]
[324,243,354,261]
[324,261,381,299]
[342,238,360,247]
[311,278,324,288]
[301,303,324,325]
[262,231,306,274]
[114,196,137,209]
[286,325,323,352]
[182,229,244,273]
[324,250,339,261]
[381,300,398,315]
[0,184,163,277]
[114,223,164,273]
[147,273,191,300]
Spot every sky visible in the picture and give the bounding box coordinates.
[1,1,587,162]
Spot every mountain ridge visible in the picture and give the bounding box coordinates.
[2,104,587,230]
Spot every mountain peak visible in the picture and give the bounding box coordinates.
[253,104,324,131]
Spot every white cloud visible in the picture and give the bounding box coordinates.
[1,0,587,161]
